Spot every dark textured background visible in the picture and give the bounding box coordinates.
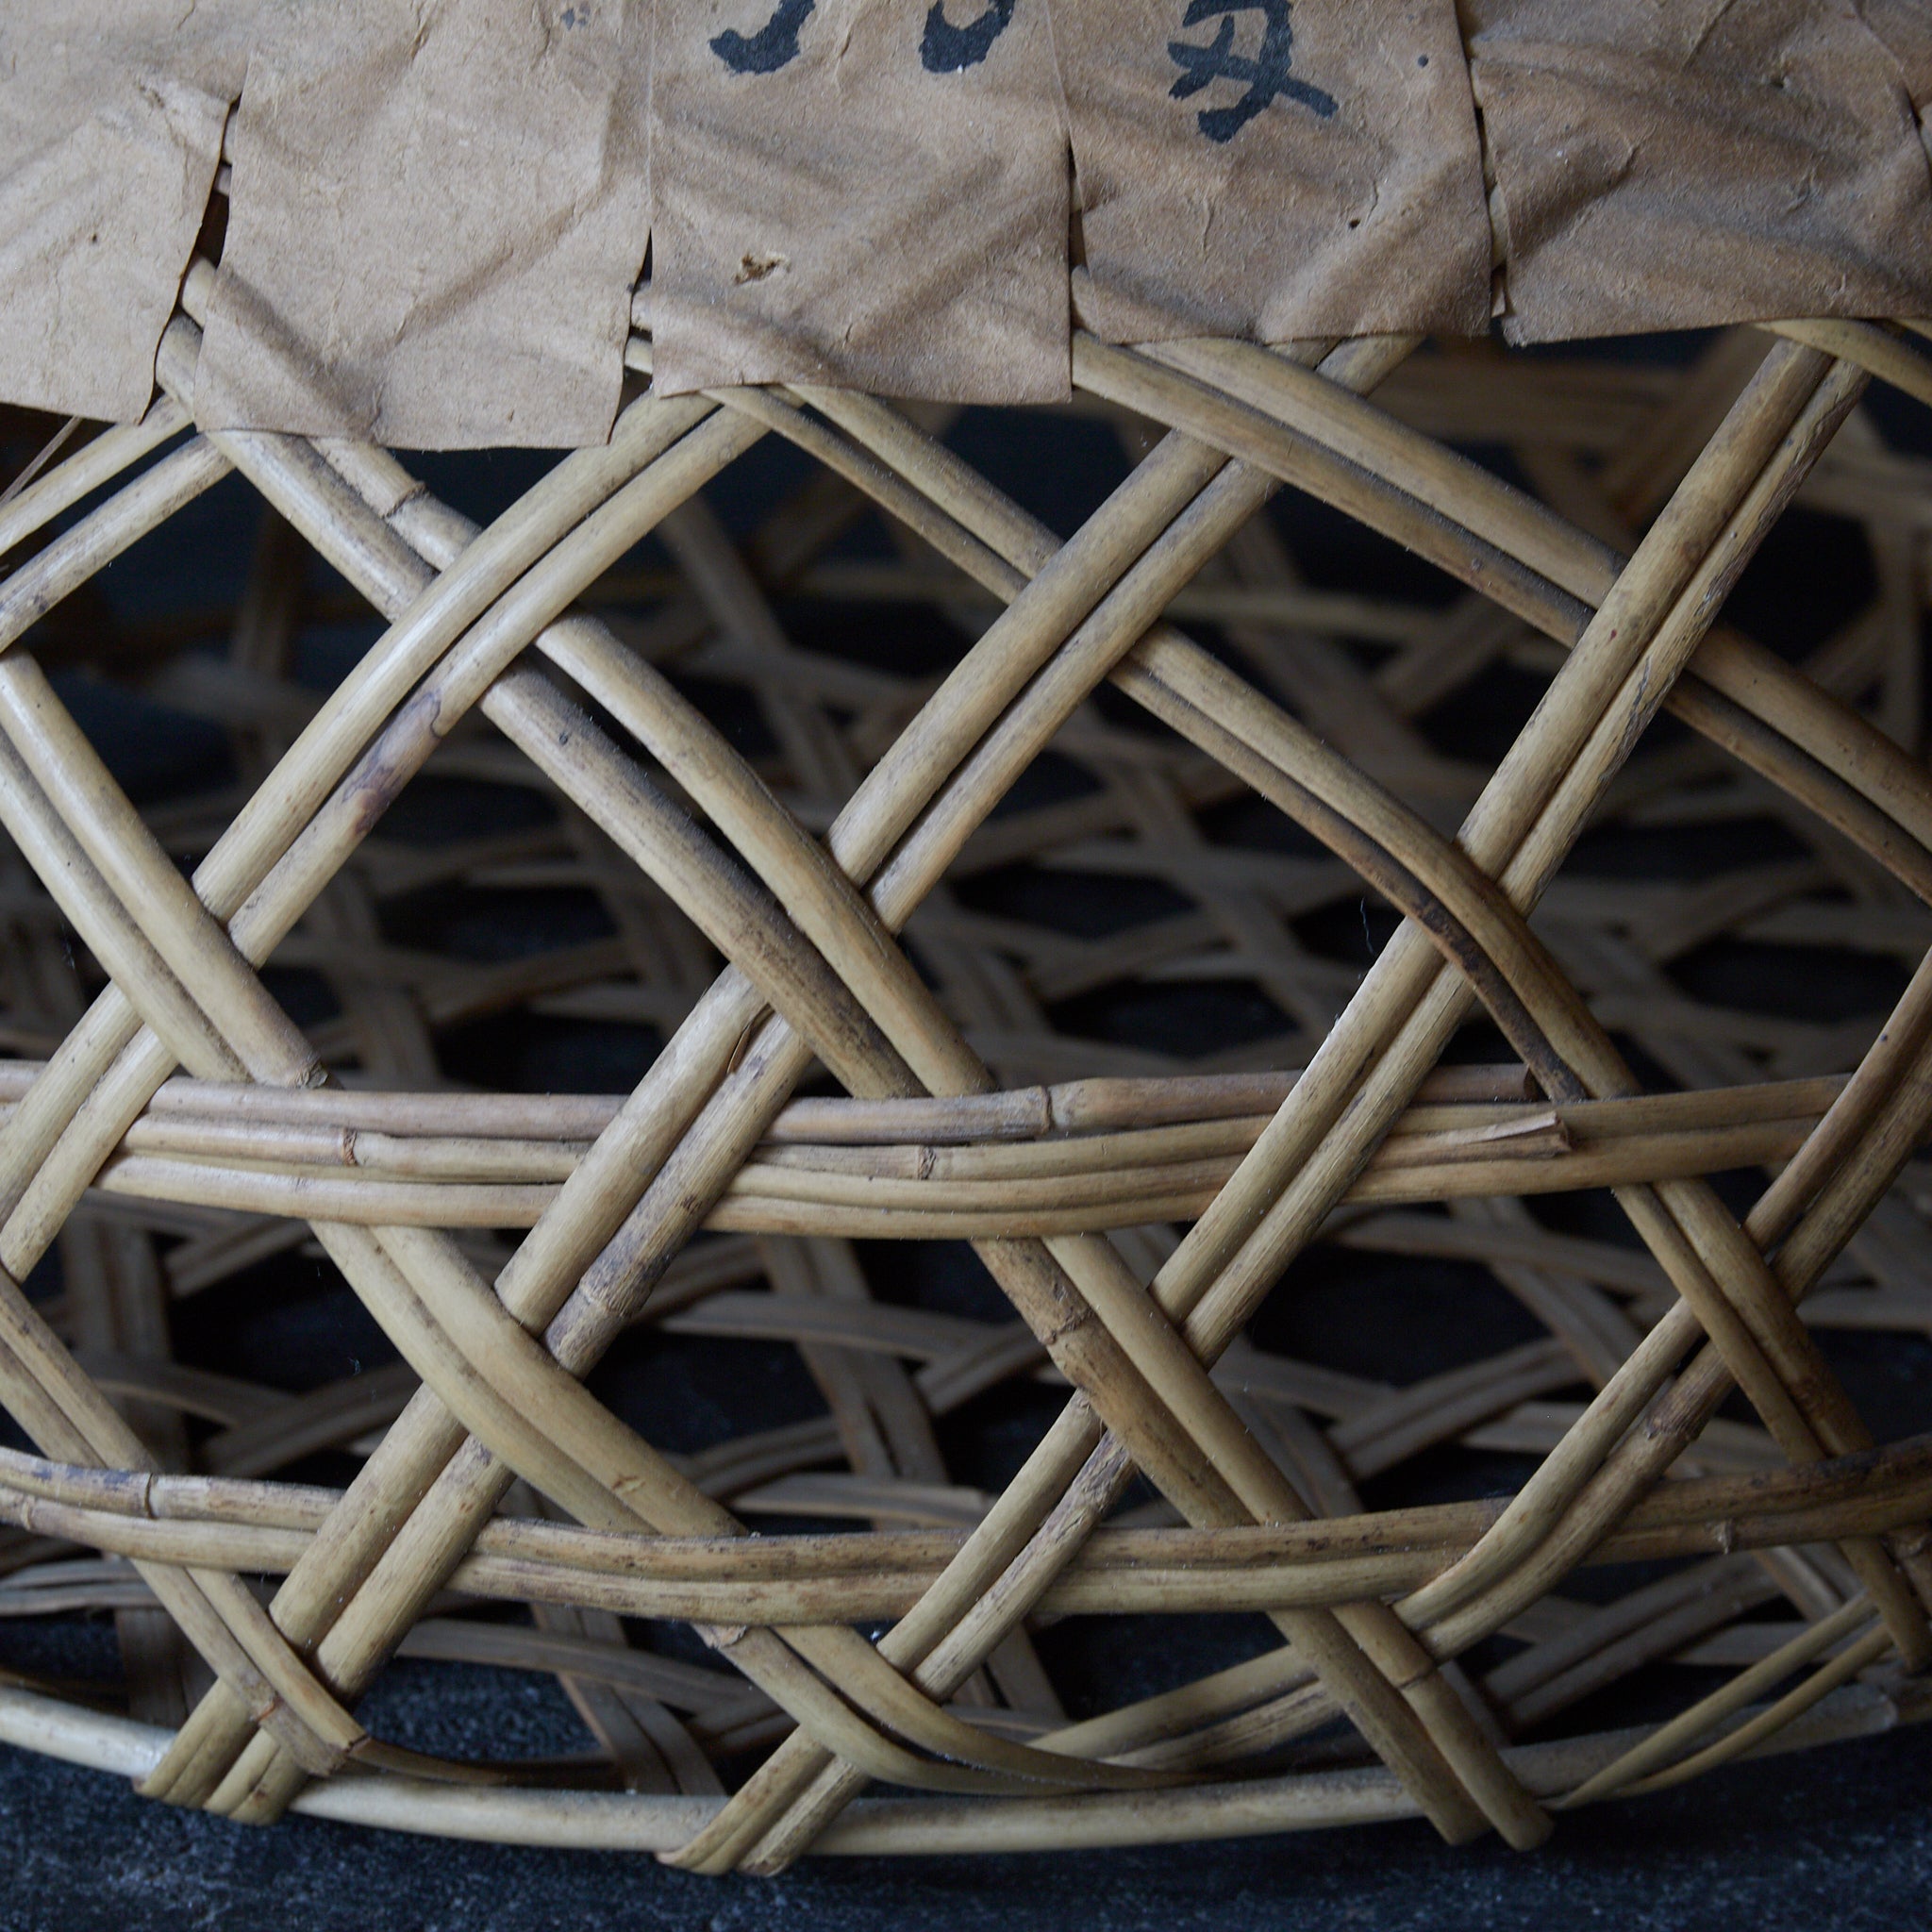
[5,1716,1932,1932]
[3,347,1931,1929]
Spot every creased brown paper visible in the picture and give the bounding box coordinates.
[1466,0,1932,342]
[1054,0,1492,342]
[0,1,258,423]
[1862,0,1932,144]
[195,0,649,449]
[647,0,1070,401]
[6,1,1932,443]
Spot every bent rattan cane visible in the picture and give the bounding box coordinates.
[3,259,1932,1864]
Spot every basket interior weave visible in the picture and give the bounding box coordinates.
[2,291,1932,1867]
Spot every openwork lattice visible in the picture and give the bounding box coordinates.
[2,271,1932,1865]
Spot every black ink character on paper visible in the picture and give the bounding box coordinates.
[1169,1,1336,142]
[711,0,814,74]
[921,0,1016,73]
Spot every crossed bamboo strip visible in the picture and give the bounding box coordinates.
[97,312,1530,1839]
[0,283,1928,1864]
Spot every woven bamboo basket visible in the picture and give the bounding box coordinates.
[7,0,1932,1874]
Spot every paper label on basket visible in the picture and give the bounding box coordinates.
[1466,0,1932,341]
[0,0,257,423]
[1051,0,1493,343]
[193,0,648,448]
[6,0,1932,440]
[646,0,1071,401]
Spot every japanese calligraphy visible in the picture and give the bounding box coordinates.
[1169,0,1336,143]
[920,1,1017,73]
[711,0,815,75]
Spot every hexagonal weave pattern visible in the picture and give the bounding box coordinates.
[3,274,1932,1867]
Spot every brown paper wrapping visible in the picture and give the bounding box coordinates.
[1466,0,1932,341]
[1055,0,1492,342]
[0,1,257,423]
[193,0,649,448]
[647,0,1070,401]
[1862,0,1932,139]
[4,1,1932,442]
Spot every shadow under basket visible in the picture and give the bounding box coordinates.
[4,310,1932,1872]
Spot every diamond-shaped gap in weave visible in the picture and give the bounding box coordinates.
[0,290,1930,1865]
